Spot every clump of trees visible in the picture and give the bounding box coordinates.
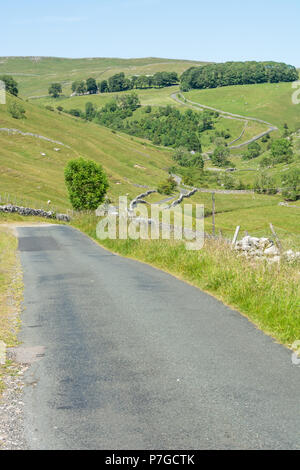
[242,141,262,160]
[157,176,177,195]
[259,138,294,168]
[270,138,294,164]
[281,168,300,201]
[254,173,277,194]
[66,97,214,152]
[211,145,231,167]
[100,105,209,151]
[101,71,178,93]
[67,108,84,118]
[8,101,26,119]
[71,80,86,95]
[86,78,98,94]
[181,61,299,91]
[220,173,239,190]
[99,80,109,93]
[48,83,62,98]
[64,158,109,210]
[172,148,204,169]
[0,75,18,96]
[71,78,98,95]
[71,71,178,96]
[85,102,97,121]
[107,73,132,92]
[94,92,141,125]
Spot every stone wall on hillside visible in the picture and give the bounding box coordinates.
[0,204,70,222]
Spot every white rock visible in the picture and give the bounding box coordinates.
[284,250,300,262]
[260,241,274,251]
[242,245,251,252]
[264,245,280,256]
[249,237,260,247]
[268,256,281,264]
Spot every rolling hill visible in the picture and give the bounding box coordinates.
[183,82,300,131]
[0,56,208,98]
[0,58,299,247]
[0,93,173,211]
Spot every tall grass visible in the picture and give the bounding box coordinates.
[0,227,23,394]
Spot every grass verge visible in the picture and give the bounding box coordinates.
[72,213,300,347]
[0,227,23,394]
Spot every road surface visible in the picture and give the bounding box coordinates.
[17,224,300,449]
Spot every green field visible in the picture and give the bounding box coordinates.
[184,82,300,131]
[189,191,300,248]
[32,86,270,153]
[182,82,300,188]
[0,59,299,246]
[0,59,299,351]
[32,85,183,109]
[132,190,300,248]
[0,56,207,98]
[0,93,174,210]
[0,92,299,245]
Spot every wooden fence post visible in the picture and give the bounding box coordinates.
[232,225,240,246]
[212,192,215,237]
[270,223,282,251]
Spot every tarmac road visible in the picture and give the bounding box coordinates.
[17,224,300,449]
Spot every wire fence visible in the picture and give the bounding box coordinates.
[202,220,300,250]
[1,191,299,250]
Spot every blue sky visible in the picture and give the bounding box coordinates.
[1,0,299,65]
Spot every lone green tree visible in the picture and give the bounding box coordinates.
[86,77,98,94]
[48,83,62,98]
[211,145,230,167]
[99,80,109,93]
[157,176,177,195]
[271,138,293,164]
[242,141,261,160]
[85,102,97,121]
[64,158,109,210]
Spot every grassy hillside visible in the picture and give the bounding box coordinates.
[33,86,270,152]
[0,65,299,248]
[181,82,300,191]
[0,56,207,98]
[0,59,299,356]
[0,93,173,210]
[229,140,300,186]
[183,82,300,131]
[32,85,182,108]
[188,191,300,248]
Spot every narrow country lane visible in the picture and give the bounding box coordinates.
[17,224,300,450]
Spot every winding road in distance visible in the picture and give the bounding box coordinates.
[171,92,278,149]
[16,224,300,449]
